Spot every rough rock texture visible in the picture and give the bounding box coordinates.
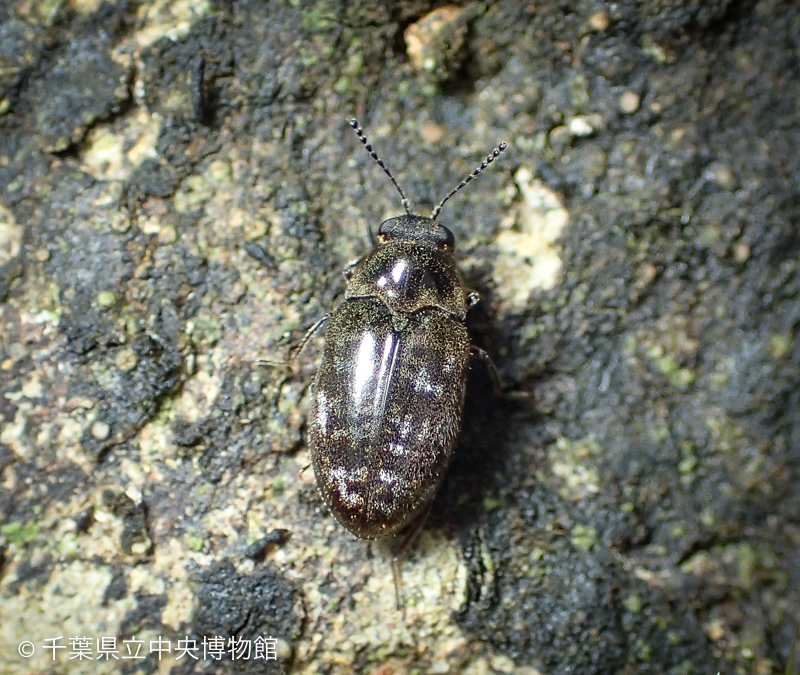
[0,0,798,673]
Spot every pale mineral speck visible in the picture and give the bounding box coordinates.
[96,290,117,308]
[275,637,293,661]
[704,161,737,190]
[0,202,21,266]
[568,116,596,137]
[421,122,446,144]
[405,5,465,72]
[114,348,137,371]
[91,420,111,440]
[734,242,751,263]
[619,90,641,114]
[588,10,610,31]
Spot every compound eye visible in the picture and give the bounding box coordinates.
[377,217,401,239]
[439,226,455,249]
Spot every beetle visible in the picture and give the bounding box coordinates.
[309,119,506,547]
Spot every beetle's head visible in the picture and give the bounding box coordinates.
[348,119,507,246]
[377,214,455,250]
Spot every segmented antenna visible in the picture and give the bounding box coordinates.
[349,119,412,215]
[430,142,508,220]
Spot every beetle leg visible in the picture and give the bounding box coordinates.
[343,258,360,280]
[470,345,503,395]
[465,291,505,393]
[386,505,432,610]
[390,559,405,614]
[255,357,288,368]
[290,315,330,365]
